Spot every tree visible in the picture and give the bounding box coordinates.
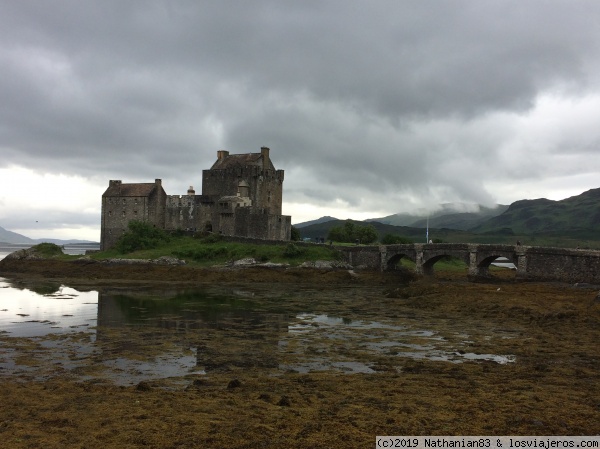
[327,220,378,244]
[290,225,301,241]
[355,224,378,244]
[381,234,413,244]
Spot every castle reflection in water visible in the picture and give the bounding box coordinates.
[96,286,291,373]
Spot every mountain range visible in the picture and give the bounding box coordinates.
[365,203,510,230]
[0,225,97,245]
[295,188,600,247]
[3,188,599,247]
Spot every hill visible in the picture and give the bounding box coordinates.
[368,203,508,230]
[472,188,600,238]
[0,225,98,245]
[297,218,475,244]
[0,225,35,244]
[293,216,339,228]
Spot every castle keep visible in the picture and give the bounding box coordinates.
[100,147,292,250]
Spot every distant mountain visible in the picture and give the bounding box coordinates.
[0,225,98,245]
[368,203,508,230]
[297,218,474,243]
[0,225,35,244]
[298,219,418,242]
[293,216,339,228]
[296,188,600,248]
[471,188,600,237]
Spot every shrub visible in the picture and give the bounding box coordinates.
[194,232,223,244]
[116,220,170,253]
[283,243,304,258]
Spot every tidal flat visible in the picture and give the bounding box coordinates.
[0,265,599,448]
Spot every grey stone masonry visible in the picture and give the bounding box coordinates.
[100,148,291,250]
[339,243,600,284]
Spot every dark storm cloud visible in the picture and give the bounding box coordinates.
[2,0,600,225]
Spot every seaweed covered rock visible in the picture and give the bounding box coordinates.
[2,243,64,261]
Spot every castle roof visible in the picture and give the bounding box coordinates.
[103,182,159,197]
[210,152,263,170]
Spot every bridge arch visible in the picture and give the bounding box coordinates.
[421,255,464,276]
[381,244,418,272]
[385,253,416,271]
[473,247,519,277]
[419,244,471,277]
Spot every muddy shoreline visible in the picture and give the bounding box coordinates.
[0,257,416,287]
[1,259,600,447]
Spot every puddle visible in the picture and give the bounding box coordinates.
[281,312,516,372]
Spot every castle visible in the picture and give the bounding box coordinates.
[100,147,292,250]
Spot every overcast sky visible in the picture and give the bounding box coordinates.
[2,1,600,241]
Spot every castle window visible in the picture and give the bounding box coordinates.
[122,199,126,205]
[134,210,138,216]
[108,211,113,217]
[122,211,126,217]
[134,199,138,205]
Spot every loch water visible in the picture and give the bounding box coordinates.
[0,273,517,386]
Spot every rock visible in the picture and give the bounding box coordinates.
[135,381,152,391]
[3,248,42,261]
[153,256,186,266]
[105,258,149,265]
[277,395,291,407]
[257,262,289,268]
[299,260,353,269]
[73,256,97,264]
[227,379,242,389]
[102,256,185,266]
[258,393,271,402]
[232,258,257,267]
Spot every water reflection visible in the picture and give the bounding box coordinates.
[96,287,289,375]
[0,278,97,337]
[0,279,517,385]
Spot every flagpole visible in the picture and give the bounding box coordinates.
[426,215,429,243]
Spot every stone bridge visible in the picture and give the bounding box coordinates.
[338,243,600,284]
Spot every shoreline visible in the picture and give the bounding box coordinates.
[0,256,424,288]
[2,256,599,446]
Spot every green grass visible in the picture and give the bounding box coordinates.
[396,256,469,272]
[28,243,74,260]
[90,235,341,267]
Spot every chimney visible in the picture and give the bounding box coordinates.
[155,179,162,186]
[217,150,229,160]
[260,146,270,160]
[109,180,122,186]
[187,186,195,195]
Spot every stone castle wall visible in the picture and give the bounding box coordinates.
[101,149,291,249]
